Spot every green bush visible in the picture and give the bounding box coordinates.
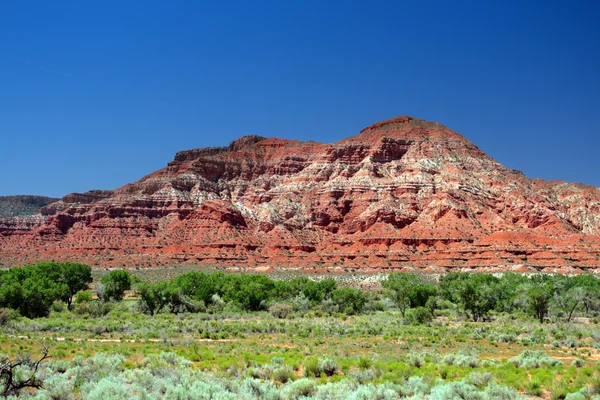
[74,290,93,304]
[408,306,433,325]
[303,357,320,377]
[51,300,66,313]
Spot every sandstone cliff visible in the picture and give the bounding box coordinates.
[2,116,599,273]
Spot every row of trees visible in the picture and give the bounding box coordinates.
[383,272,600,323]
[136,272,367,315]
[0,264,137,318]
[0,262,92,318]
[2,262,600,323]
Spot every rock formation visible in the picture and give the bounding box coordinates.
[2,116,600,273]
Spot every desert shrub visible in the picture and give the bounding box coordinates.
[0,308,9,325]
[348,368,375,384]
[82,376,129,400]
[290,293,311,313]
[241,378,280,399]
[363,299,386,312]
[357,355,373,370]
[33,373,76,400]
[211,293,225,309]
[444,347,479,368]
[497,333,517,343]
[310,380,357,400]
[550,380,568,400]
[407,351,426,368]
[483,382,521,399]
[466,371,494,387]
[525,378,543,396]
[442,354,455,365]
[282,378,317,399]
[430,381,483,400]
[273,363,295,383]
[248,366,271,380]
[563,337,581,349]
[139,352,191,374]
[318,358,338,376]
[402,376,430,397]
[303,357,320,377]
[479,359,497,368]
[269,304,294,319]
[321,297,338,314]
[564,392,587,400]
[75,301,112,318]
[571,358,585,368]
[73,353,125,384]
[509,350,562,369]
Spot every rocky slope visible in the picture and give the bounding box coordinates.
[1,116,599,273]
[0,195,59,218]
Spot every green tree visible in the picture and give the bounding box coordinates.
[440,273,499,321]
[382,273,421,317]
[330,288,366,315]
[0,264,69,318]
[100,270,132,302]
[220,274,275,311]
[60,263,92,309]
[527,276,554,323]
[136,281,169,316]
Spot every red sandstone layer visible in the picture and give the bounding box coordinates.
[2,116,599,273]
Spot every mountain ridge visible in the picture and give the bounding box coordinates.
[0,195,59,219]
[1,116,599,273]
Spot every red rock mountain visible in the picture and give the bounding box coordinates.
[2,116,600,273]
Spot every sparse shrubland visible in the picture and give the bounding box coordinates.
[2,264,600,397]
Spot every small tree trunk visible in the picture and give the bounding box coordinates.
[567,301,580,323]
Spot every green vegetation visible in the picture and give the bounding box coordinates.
[3,264,600,398]
[0,263,91,318]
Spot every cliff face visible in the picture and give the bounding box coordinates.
[2,116,600,273]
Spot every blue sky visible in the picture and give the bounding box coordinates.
[1,0,598,197]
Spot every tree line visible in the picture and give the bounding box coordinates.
[384,272,600,323]
[2,262,600,323]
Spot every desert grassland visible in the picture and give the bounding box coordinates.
[2,299,600,398]
[3,266,600,399]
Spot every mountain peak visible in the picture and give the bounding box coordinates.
[1,115,599,272]
[360,115,416,133]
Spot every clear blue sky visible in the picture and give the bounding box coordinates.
[1,0,598,198]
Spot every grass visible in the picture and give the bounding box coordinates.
[2,303,600,398]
